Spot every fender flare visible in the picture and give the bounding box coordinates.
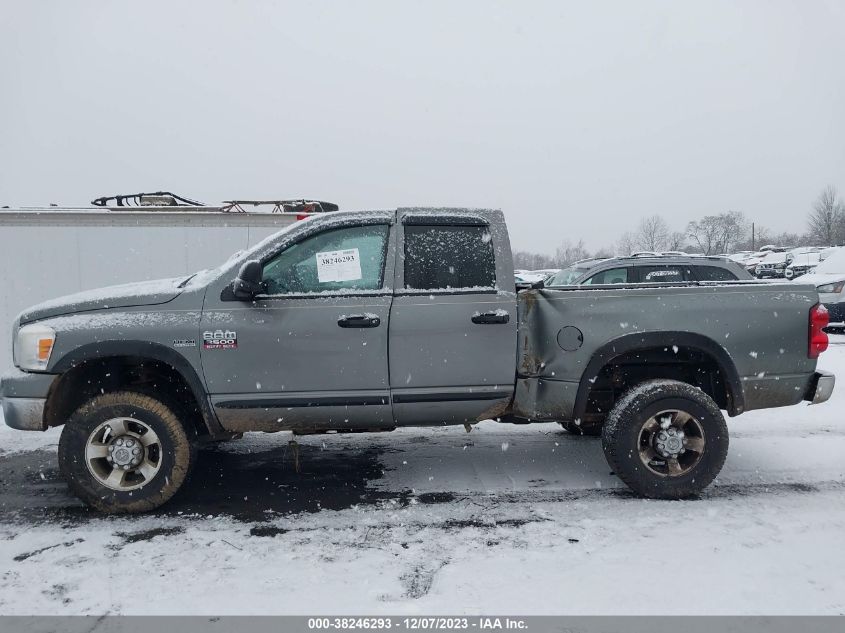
[50,340,223,435]
[573,331,745,420]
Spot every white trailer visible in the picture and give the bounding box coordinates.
[0,204,302,368]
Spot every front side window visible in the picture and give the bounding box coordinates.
[404,225,496,290]
[262,224,389,295]
[583,267,630,285]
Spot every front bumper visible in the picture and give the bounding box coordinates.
[2,397,47,431]
[804,371,835,405]
[0,369,57,431]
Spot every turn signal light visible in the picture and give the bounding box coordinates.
[37,338,54,361]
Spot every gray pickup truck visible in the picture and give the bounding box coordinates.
[1,208,835,513]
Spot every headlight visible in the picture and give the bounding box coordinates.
[817,281,845,294]
[13,324,56,371]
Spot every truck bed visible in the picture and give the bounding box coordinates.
[513,281,820,422]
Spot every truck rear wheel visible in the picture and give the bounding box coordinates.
[601,380,728,499]
[58,391,195,514]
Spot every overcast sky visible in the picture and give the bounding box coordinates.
[2,0,844,252]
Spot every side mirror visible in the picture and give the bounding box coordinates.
[232,260,264,300]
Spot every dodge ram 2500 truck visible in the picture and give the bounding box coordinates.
[1,208,835,513]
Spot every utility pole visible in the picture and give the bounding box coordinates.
[752,222,755,251]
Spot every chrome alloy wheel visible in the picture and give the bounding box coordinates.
[638,409,706,477]
[85,417,162,491]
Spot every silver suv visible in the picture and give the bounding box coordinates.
[545,252,753,286]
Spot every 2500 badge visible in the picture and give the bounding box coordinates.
[203,330,237,350]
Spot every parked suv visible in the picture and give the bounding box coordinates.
[545,253,753,286]
[785,251,822,280]
[755,251,790,279]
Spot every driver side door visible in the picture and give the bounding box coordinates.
[200,220,396,434]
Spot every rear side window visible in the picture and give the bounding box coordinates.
[582,267,630,285]
[637,265,687,283]
[694,266,738,281]
[404,225,496,290]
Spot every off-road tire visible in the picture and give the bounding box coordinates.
[58,391,195,513]
[602,379,729,499]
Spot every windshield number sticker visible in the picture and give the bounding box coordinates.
[316,248,362,283]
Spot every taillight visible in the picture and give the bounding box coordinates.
[809,303,829,359]
[296,213,310,221]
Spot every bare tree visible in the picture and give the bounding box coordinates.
[666,231,688,251]
[514,239,592,270]
[554,239,590,266]
[808,186,844,245]
[513,251,556,270]
[687,211,748,254]
[634,215,670,252]
[616,231,637,256]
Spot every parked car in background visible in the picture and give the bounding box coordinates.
[545,253,753,286]
[755,251,790,278]
[727,251,754,265]
[514,270,549,285]
[743,251,769,275]
[793,247,845,331]
[785,251,822,280]
[819,246,842,263]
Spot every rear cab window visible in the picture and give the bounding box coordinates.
[403,225,496,290]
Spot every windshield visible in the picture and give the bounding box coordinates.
[815,247,845,274]
[178,218,317,287]
[546,266,589,286]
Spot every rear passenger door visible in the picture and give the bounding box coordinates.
[388,211,517,426]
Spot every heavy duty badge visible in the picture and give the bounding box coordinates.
[202,330,237,350]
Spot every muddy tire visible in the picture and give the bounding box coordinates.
[561,419,602,436]
[602,380,728,499]
[58,391,195,514]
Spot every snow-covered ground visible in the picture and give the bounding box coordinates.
[0,339,843,615]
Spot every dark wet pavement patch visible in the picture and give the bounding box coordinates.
[0,441,397,523]
[115,526,185,544]
[13,538,84,562]
[249,525,289,537]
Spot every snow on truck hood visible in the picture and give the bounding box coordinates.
[17,277,186,324]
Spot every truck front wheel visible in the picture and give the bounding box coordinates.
[601,380,728,499]
[58,391,195,513]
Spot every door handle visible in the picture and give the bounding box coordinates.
[338,314,381,328]
[471,310,510,325]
